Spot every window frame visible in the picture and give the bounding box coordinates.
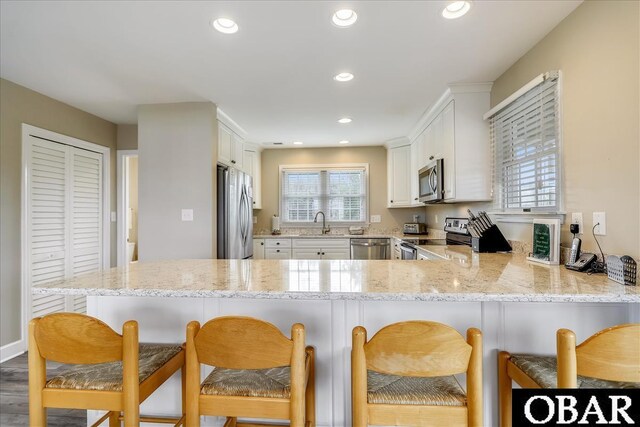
[279,163,370,228]
[486,71,565,221]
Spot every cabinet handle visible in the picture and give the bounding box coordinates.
[317,252,320,255]
[276,242,280,245]
[414,197,418,201]
[253,201,255,204]
[322,252,325,255]
[231,160,236,164]
[261,242,264,246]
[390,200,393,203]
[429,156,434,160]
[276,249,280,253]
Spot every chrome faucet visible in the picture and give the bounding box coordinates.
[313,211,331,234]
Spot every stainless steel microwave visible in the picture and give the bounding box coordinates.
[418,159,444,203]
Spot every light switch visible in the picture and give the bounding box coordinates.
[370,215,381,223]
[181,209,194,222]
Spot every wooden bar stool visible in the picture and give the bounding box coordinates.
[28,313,186,427]
[498,323,640,427]
[185,316,315,427]
[352,321,483,427]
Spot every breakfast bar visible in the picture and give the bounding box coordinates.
[33,248,640,427]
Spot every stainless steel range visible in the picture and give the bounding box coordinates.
[400,217,471,259]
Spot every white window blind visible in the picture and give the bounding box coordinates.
[281,166,367,225]
[490,71,561,212]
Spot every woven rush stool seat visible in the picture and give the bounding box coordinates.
[366,370,467,406]
[499,324,640,427]
[352,321,483,427]
[185,316,316,427]
[509,354,640,389]
[200,366,292,398]
[29,313,185,427]
[46,343,183,392]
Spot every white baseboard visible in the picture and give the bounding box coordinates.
[0,339,26,363]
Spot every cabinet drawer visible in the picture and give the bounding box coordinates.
[321,249,351,260]
[291,249,322,260]
[265,239,292,249]
[292,238,349,249]
[265,248,291,259]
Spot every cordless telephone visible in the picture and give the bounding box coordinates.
[565,224,596,272]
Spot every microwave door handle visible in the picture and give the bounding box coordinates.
[429,168,437,193]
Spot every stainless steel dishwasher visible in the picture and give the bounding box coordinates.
[350,238,390,259]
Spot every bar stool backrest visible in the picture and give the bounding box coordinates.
[194,316,295,369]
[364,320,473,377]
[33,313,124,364]
[574,324,640,382]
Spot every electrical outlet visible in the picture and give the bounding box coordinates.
[370,215,381,223]
[253,216,257,224]
[181,209,194,222]
[571,212,583,234]
[593,212,606,235]
[435,215,439,224]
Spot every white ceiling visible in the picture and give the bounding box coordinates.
[0,1,581,147]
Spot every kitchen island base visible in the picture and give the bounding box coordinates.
[86,296,638,427]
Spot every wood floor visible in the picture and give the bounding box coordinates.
[1,352,86,426]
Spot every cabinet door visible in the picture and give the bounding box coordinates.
[292,248,323,260]
[410,140,420,206]
[417,129,428,170]
[232,133,244,170]
[243,149,262,209]
[265,248,291,259]
[218,123,233,166]
[253,239,265,259]
[441,100,456,199]
[387,145,411,207]
[321,248,351,260]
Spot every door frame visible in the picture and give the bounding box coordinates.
[16,124,111,360]
[116,150,138,266]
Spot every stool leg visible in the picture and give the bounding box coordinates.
[305,347,316,427]
[498,351,512,427]
[109,411,120,427]
[28,320,47,427]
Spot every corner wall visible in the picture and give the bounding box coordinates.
[423,0,640,259]
[0,78,117,347]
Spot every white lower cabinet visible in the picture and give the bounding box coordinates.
[392,237,402,260]
[253,239,265,259]
[292,238,350,260]
[265,248,291,259]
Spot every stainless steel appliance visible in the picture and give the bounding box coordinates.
[400,217,472,259]
[403,223,427,235]
[217,165,253,259]
[418,158,444,203]
[351,238,390,260]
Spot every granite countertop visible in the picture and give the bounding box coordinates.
[33,247,640,303]
[253,233,432,240]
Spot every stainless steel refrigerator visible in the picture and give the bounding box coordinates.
[217,165,253,259]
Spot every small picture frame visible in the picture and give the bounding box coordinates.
[527,218,561,265]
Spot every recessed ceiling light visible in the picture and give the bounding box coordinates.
[334,72,354,82]
[212,18,238,34]
[442,1,472,19]
[338,117,352,124]
[339,140,350,144]
[293,141,303,145]
[332,9,358,27]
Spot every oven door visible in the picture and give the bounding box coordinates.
[400,243,417,260]
[418,159,444,203]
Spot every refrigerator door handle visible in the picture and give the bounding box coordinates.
[239,187,247,243]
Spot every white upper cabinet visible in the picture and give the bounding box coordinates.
[243,145,262,209]
[387,142,412,208]
[217,109,248,171]
[407,84,492,203]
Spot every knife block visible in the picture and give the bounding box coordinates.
[471,224,512,253]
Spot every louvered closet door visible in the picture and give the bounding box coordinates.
[70,149,103,313]
[27,136,104,317]
[28,138,70,317]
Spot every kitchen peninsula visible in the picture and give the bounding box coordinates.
[33,249,640,427]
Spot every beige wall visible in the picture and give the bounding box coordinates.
[117,124,138,150]
[423,0,640,259]
[128,156,139,261]
[256,146,425,232]
[0,78,117,346]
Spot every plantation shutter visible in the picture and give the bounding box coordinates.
[489,71,560,211]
